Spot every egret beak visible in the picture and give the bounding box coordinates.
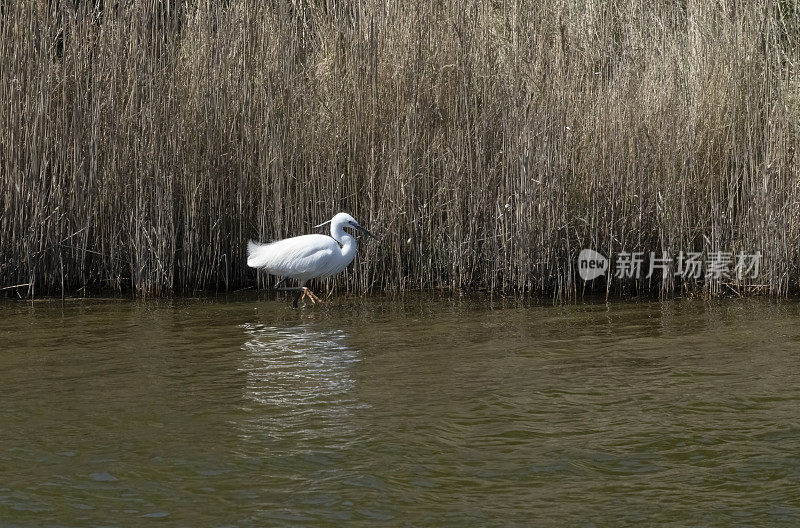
[314,220,332,228]
[355,225,379,240]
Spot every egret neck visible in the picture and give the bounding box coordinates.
[330,217,357,262]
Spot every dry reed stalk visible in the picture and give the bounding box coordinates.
[0,0,798,298]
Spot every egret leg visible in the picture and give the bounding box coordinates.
[275,286,303,308]
[275,284,323,307]
[292,290,302,308]
[300,287,323,304]
[274,277,302,308]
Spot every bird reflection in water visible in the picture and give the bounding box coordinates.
[238,323,365,451]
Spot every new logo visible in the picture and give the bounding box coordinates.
[578,249,608,280]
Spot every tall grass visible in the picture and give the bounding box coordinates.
[1,0,798,298]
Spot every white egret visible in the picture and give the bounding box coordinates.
[247,212,377,306]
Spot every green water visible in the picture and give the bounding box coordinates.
[1,295,799,526]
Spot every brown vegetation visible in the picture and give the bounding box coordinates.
[1,0,798,298]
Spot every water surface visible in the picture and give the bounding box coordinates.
[2,295,800,526]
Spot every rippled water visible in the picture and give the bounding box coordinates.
[2,295,800,526]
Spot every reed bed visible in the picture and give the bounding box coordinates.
[1,0,798,298]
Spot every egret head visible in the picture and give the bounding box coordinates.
[315,212,378,239]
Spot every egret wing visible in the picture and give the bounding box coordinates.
[247,234,338,277]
